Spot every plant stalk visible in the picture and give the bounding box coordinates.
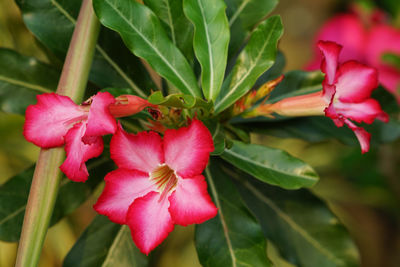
[15,0,100,266]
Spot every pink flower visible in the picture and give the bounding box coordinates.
[94,119,217,254]
[319,41,389,153]
[254,41,388,153]
[23,92,117,181]
[306,8,400,100]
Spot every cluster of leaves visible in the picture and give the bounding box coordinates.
[1,0,400,266]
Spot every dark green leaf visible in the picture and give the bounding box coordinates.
[0,48,59,114]
[183,0,230,101]
[93,0,201,97]
[203,120,226,155]
[148,91,212,111]
[382,52,400,70]
[255,51,286,85]
[143,0,194,61]
[240,117,357,145]
[225,0,278,57]
[230,167,360,267]
[63,216,147,267]
[0,158,113,242]
[195,159,271,267]
[0,167,33,242]
[16,0,152,97]
[221,140,318,189]
[215,16,283,113]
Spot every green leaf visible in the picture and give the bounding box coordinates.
[183,0,230,101]
[63,216,147,267]
[148,91,212,111]
[0,158,113,242]
[203,120,226,155]
[143,0,194,61]
[232,171,360,267]
[221,140,318,189]
[381,52,400,70]
[214,16,283,113]
[0,167,33,242]
[93,0,201,97]
[16,0,152,97]
[195,159,271,267]
[0,48,59,114]
[225,0,278,57]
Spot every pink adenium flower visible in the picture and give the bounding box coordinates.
[319,41,389,153]
[254,41,388,153]
[23,92,117,181]
[306,7,400,101]
[94,119,217,254]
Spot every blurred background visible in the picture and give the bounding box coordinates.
[0,0,399,266]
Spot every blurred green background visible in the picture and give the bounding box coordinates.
[1,0,399,266]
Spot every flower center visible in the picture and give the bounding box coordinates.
[150,164,178,201]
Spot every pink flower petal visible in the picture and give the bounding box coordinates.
[377,66,400,99]
[84,92,117,141]
[335,61,378,102]
[365,25,400,68]
[110,124,163,173]
[365,25,400,97]
[318,40,342,85]
[333,98,388,124]
[126,191,174,255]
[343,119,371,154]
[23,93,86,148]
[94,169,156,224]
[59,123,103,182]
[168,175,217,226]
[306,14,366,70]
[164,119,214,178]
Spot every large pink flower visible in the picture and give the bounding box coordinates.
[23,92,117,181]
[94,119,217,254]
[319,41,389,153]
[306,9,400,100]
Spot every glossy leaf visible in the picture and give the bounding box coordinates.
[221,140,318,189]
[237,115,400,149]
[0,158,113,242]
[203,120,227,155]
[195,159,271,267]
[232,171,360,267]
[183,0,230,101]
[148,91,212,111]
[225,0,278,56]
[63,216,147,267]
[0,167,33,242]
[93,0,201,97]
[143,0,194,61]
[0,48,59,114]
[215,16,283,113]
[16,0,152,97]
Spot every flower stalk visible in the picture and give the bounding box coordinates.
[15,0,100,266]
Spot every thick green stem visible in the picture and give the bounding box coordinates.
[15,1,100,266]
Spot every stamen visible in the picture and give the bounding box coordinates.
[150,164,178,202]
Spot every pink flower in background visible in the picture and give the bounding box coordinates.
[24,92,117,181]
[306,7,400,100]
[255,41,388,153]
[94,119,217,254]
[319,41,388,153]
